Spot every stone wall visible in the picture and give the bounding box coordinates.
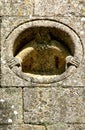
[0,0,85,130]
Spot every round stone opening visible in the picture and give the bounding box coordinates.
[13,27,73,75]
[6,19,83,83]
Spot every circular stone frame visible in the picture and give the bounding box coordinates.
[5,19,83,84]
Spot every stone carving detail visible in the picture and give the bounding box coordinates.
[14,31,72,75]
[66,56,80,69]
[7,57,31,82]
[7,57,21,69]
[5,20,83,84]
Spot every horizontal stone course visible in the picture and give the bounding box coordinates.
[0,124,46,130]
[0,123,85,130]
[47,123,85,130]
[1,0,85,16]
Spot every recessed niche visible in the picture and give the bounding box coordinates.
[13,27,74,76]
[6,19,83,83]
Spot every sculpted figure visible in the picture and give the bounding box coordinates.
[15,32,71,75]
[8,31,80,75]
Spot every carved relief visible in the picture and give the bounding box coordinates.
[66,56,80,68]
[6,19,83,84]
[15,31,71,75]
[7,57,21,69]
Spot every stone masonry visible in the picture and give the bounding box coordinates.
[0,0,85,130]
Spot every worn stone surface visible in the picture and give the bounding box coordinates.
[0,124,85,130]
[15,27,70,75]
[24,87,85,124]
[47,123,85,130]
[34,0,85,16]
[24,124,45,130]
[1,17,85,86]
[0,88,23,124]
[0,0,85,129]
[0,124,46,130]
[1,0,85,16]
[0,0,33,16]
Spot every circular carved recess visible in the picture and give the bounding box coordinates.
[15,27,71,75]
[6,19,83,84]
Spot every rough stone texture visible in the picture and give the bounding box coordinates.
[24,124,45,130]
[47,123,85,130]
[0,0,85,130]
[0,124,85,130]
[15,27,71,75]
[0,88,23,124]
[1,17,85,86]
[0,124,46,130]
[34,0,85,16]
[24,87,85,124]
[0,0,33,16]
[1,0,85,16]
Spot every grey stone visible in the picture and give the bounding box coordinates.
[0,125,8,130]
[0,124,45,130]
[24,87,85,124]
[24,124,45,130]
[0,1,12,16]
[34,0,85,16]
[0,0,33,16]
[1,0,85,16]
[0,124,85,130]
[0,0,85,129]
[0,100,15,124]
[1,18,84,87]
[0,88,23,124]
[47,123,85,130]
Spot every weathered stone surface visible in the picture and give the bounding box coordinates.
[0,0,4,16]
[34,0,85,16]
[1,1,85,16]
[0,0,12,16]
[0,88,22,124]
[1,17,85,87]
[24,124,45,130]
[0,124,45,130]
[15,27,71,75]
[24,87,85,124]
[0,125,8,130]
[0,0,85,129]
[0,124,85,130]
[47,123,85,130]
[11,0,33,16]
[47,122,66,130]
[0,0,33,16]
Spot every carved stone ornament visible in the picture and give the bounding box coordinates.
[5,19,83,84]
